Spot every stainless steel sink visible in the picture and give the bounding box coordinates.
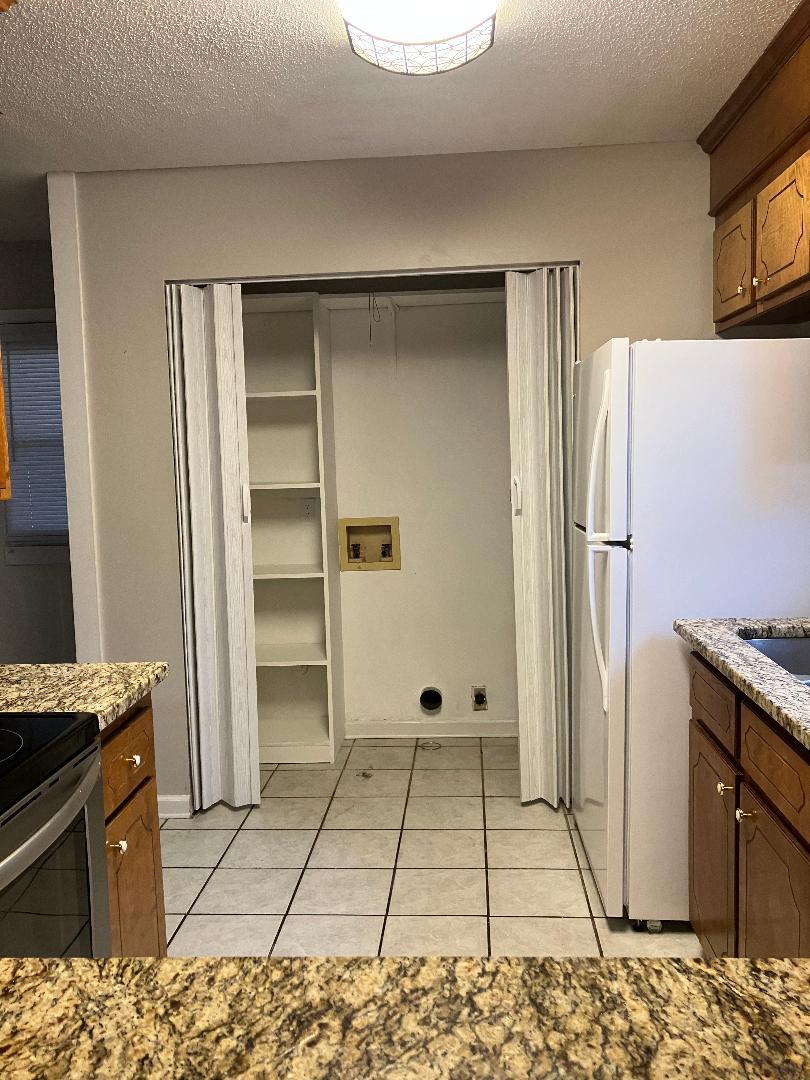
[746,637,810,685]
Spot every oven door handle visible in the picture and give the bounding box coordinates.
[0,753,100,894]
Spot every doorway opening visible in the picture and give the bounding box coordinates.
[166,265,577,816]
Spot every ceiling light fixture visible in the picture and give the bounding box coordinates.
[339,1,498,76]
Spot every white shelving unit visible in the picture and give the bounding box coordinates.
[241,295,344,764]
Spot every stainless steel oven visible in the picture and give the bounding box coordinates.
[0,727,111,958]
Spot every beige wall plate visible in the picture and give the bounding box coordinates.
[338,516,401,571]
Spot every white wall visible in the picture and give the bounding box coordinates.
[50,141,713,803]
[331,296,517,735]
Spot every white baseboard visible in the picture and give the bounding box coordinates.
[344,719,519,739]
[158,794,193,818]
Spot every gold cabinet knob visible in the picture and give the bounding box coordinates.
[752,276,767,288]
[124,753,142,769]
[716,781,733,795]
[737,285,745,295]
[107,838,129,853]
[735,809,755,822]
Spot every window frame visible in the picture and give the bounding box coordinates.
[0,309,70,565]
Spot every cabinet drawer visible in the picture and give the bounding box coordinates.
[101,706,156,818]
[689,654,737,756]
[740,703,810,845]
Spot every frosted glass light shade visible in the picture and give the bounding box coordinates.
[340,1,497,75]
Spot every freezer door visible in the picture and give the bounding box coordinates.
[572,338,630,540]
[571,527,628,917]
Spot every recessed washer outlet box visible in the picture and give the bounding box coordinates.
[339,516,401,571]
[472,686,488,711]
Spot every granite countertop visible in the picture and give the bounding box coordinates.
[674,617,810,751]
[0,662,169,730]
[0,957,807,1079]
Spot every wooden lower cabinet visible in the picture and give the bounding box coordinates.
[689,721,739,958]
[688,653,810,958]
[105,777,167,957]
[100,697,167,957]
[738,783,810,959]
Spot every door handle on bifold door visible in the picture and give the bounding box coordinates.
[588,544,610,714]
[586,370,611,543]
[511,475,522,514]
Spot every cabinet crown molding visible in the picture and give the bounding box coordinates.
[697,0,810,154]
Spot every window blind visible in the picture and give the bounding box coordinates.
[1,322,68,545]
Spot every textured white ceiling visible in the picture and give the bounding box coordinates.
[0,0,802,239]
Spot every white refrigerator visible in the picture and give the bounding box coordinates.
[571,337,810,922]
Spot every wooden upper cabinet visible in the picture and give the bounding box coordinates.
[755,150,810,300]
[0,343,10,501]
[712,202,755,320]
[699,5,810,326]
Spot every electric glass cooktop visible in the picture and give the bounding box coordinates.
[0,712,99,817]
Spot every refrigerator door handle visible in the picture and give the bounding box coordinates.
[586,370,611,542]
[588,543,610,713]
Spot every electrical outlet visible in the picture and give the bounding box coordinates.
[472,686,488,711]
[302,499,315,520]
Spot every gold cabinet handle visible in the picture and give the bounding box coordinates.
[736,285,745,295]
[124,753,142,769]
[107,838,128,853]
[716,781,733,795]
[752,276,767,288]
[735,809,755,822]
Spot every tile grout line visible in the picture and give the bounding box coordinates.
[266,741,355,957]
[165,763,281,945]
[376,738,419,956]
[566,814,604,958]
[479,737,492,956]
[166,807,253,950]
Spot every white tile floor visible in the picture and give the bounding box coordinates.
[162,737,703,959]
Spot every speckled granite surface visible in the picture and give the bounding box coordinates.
[0,662,168,730]
[0,957,807,1079]
[674,618,810,751]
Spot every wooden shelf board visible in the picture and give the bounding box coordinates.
[253,563,324,580]
[255,642,328,666]
[258,712,331,764]
[249,481,321,491]
[246,390,317,399]
[259,741,332,765]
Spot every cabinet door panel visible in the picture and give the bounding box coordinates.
[712,202,754,321]
[738,783,810,958]
[689,721,739,957]
[755,151,810,300]
[106,778,167,957]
